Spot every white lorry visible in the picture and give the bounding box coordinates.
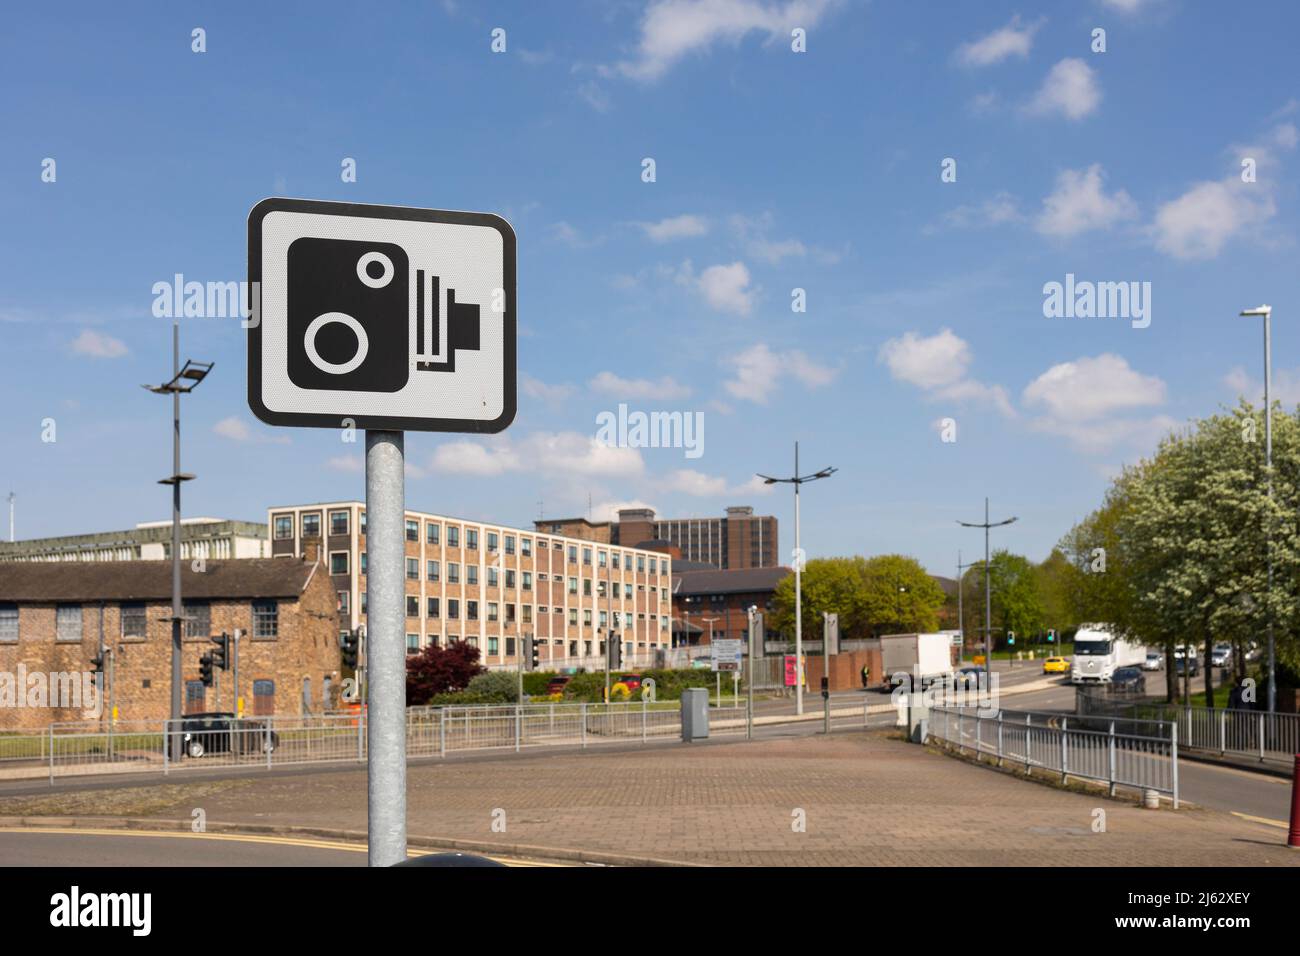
[881,632,955,691]
[1070,624,1146,684]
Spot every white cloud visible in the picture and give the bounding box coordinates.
[589,371,692,400]
[878,329,1014,417]
[1026,58,1101,120]
[213,416,251,441]
[637,214,709,242]
[612,0,838,82]
[723,342,836,404]
[590,498,658,523]
[1035,164,1137,237]
[430,431,645,480]
[929,192,1023,232]
[327,454,363,473]
[1100,0,1149,12]
[1023,354,1166,422]
[955,15,1041,67]
[521,374,576,405]
[70,329,127,358]
[698,261,754,315]
[1224,365,1300,407]
[664,469,776,497]
[577,81,612,112]
[1151,179,1275,260]
[729,212,828,264]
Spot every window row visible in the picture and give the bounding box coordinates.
[0,600,279,642]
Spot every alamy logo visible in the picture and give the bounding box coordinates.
[0,666,101,718]
[1042,273,1150,329]
[50,886,151,936]
[595,403,704,459]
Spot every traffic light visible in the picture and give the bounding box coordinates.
[608,633,622,669]
[1007,631,1015,647]
[210,632,230,671]
[529,636,540,671]
[1047,629,1056,643]
[341,631,359,669]
[89,654,105,675]
[199,652,214,687]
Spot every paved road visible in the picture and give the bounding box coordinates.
[0,827,561,866]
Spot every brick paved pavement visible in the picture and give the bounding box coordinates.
[2,731,1295,866]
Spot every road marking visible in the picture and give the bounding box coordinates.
[0,826,563,866]
[1230,812,1289,830]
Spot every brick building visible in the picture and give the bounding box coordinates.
[672,566,791,647]
[539,506,777,570]
[267,501,672,671]
[0,551,339,729]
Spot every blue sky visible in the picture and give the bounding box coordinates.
[2,0,1298,576]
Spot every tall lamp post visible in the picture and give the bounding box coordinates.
[956,550,975,659]
[1240,304,1276,713]
[758,441,837,715]
[958,498,1017,683]
[143,321,213,759]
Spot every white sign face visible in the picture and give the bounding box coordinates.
[712,638,743,672]
[247,198,516,433]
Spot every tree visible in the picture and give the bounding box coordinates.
[769,554,944,639]
[406,640,486,705]
[957,550,1046,649]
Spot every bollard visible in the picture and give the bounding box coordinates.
[1143,788,1159,809]
[1289,754,1300,849]
[440,708,446,758]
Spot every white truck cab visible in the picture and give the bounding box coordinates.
[1071,625,1145,684]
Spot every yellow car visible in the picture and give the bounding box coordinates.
[1042,656,1070,674]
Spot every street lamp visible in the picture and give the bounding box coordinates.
[143,321,213,759]
[1239,304,1276,713]
[758,441,837,715]
[956,550,975,659]
[958,498,1017,683]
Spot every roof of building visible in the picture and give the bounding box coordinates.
[672,566,792,595]
[0,558,318,602]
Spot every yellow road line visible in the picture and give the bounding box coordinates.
[0,826,564,866]
[1229,812,1289,830]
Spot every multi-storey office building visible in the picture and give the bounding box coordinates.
[0,518,269,564]
[538,505,777,570]
[267,502,673,669]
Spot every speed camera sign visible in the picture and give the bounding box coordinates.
[246,198,516,433]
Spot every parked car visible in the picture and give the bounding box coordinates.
[545,675,571,696]
[1174,656,1200,677]
[617,674,643,692]
[178,712,278,759]
[1211,643,1232,668]
[954,666,984,688]
[1142,651,1163,671]
[1110,666,1146,695]
[1042,656,1070,675]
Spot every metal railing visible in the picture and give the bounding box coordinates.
[1077,693,1300,764]
[928,706,1179,807]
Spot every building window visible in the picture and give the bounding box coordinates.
[448,599,459,620]
[466,529,478,550]
[184,601,211,638]
[331,552,350,575]
[505,535,515,555]
[467,565,478,586]
[638,555,646,572]
[407,634,420,654]
[583,579,591,596]
[337,591,349,613]
[612,553,620,569]
[522,606,532,624]
[360,552,367,574]
[360,592,367,614]
[406,558,419,580]
[273,515,294,539]
[467,600,479,621]
[406,596,419,617]
[119,601,147,640]
[0,603,18,643]
[506,604,516,623]
[650,558,657,574]
[329,510,349,536]
[302,513,322,538]
[427,560,439,582]
[521,538,531,557]
[427,522,440,545]
[185,680,206,714]
[447,526,459,547]
[583,609,592,625]
[404,519,418,541]
[568,608,577,625]
[505,570,515,589]
[448,562,460,584]
[487,532,498,552]
[583,547,592,565]
[488,567,499,587]
[428,597,440,618]
[488,636,499,656]
[522,572,532,591]
[488,602,499,622]
[252,599,279,638]
[568,545,577,563]
[568,577,578,594]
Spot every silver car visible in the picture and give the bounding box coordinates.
[1211,644,1232,668]
[1142,651,1163,671]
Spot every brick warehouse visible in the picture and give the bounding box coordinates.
[0,549,339,729]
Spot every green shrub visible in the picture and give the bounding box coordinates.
[464,670,521,703]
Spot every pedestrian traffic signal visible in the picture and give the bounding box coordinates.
[89,654,105,675]
[210,632,230,671]
[199,652,214,687]
[1007,631,1015,646]
[1047,629,1056,643]
[340,631,359,669]
[529,636,540,671]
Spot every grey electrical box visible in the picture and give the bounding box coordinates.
[681,688,709,741]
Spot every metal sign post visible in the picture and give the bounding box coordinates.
[247,197,516,868]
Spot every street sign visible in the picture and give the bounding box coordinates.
[783,654,799,687]
[247,198,516,433]
[823,612,839,656]
[712,638,743,672]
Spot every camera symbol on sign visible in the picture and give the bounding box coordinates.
[287,236,481,392]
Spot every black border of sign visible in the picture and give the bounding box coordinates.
[246,196,517,434]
